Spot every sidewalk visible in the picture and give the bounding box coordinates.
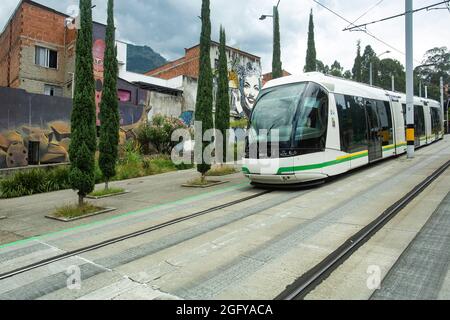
[0,168,248,246]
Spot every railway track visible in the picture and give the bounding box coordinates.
[276,159,450,300]
[0,189,275,282]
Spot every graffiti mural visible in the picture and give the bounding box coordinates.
[0,87,148,169]
[212,46,262,119]
[230,61,261,118]
[93,38,106,126]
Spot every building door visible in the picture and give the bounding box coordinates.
[366,100,383,162]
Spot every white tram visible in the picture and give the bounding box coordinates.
[243,72,444,185]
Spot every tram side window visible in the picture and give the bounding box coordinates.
[377,101,394,146]
[431,108,441,134]
[414,105,426,138]
[336,94,368,153]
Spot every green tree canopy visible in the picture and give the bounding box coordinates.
[416,47,450,101]
[215,26,230,163]
[272,6,282,79]
[330,61,344,77]
[361,45,379,85]
[304,9,317,73]
[99,0,120,190]
[195,0,214,180]
[378,58,405,92]
[69,0,97,206]
[352,40,362,82]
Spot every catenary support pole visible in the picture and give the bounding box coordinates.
[441,77,445,132]
[406,0,414,159]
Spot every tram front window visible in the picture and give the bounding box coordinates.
[293,84,328,152]
[250,83,307,148]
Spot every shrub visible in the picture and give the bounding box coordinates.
[136,114,187,155]
[0,166,71,199]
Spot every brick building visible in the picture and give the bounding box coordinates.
[0,0,77,97]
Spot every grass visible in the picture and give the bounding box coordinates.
[89,187,125,198]
[53,203,104,219]
[206,165,238,177]
[185,177,218,186]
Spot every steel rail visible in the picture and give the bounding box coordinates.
[276,159,450,300]
[0,190,273,281]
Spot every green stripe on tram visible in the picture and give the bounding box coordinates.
[277,151,369,175]
[244,141,411,176]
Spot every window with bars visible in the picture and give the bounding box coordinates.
[35,46,58,69]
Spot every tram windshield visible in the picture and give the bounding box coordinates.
[250,83,307,147]
[249,82,329,155]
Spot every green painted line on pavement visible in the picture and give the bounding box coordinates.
[0,182,249,251]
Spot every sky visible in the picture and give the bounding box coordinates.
[0,0,449,74]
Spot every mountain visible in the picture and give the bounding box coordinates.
[126,44,168,74]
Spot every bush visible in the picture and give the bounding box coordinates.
[136,114,187,155]
[0,167,71,199]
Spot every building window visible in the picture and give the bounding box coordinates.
[35,46,58,69]
[118,89,132,102]
[44,84,63,97]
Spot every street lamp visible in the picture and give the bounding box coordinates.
[370,50,390,86]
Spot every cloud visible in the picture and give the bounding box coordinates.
[0,0,448,74]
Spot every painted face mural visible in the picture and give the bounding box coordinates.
[234,62,261,118]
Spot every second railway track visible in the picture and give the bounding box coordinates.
[276,159,450,300]
[0,189,276,281]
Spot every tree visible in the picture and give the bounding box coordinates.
[316,60,329,74]
[195,0,214,182]
[99,0,120,191]
[361,45,378,85]
[272,6,283,79]
[352,40,362,82]
[378,58,405,92]
[69,0,97,206]
[304,9,317,72]
[330,60,343,77]
[215,26,230,164]
[343,70,352,79]
[416,47,450,101]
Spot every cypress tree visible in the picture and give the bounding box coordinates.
[195,0,214,182]
[352,40,363,82]
[215,26,230,164]
[69,0,97,206]
[304,9,317,73]
[272,6,283,79]
[99,0,120,190]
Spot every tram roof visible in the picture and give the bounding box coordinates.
[264,72,441,107]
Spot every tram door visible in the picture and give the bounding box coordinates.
[365,100,383,162]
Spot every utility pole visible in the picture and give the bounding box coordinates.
[419,81,422,97]
[392,74,395,91]
[405,0,414,159]
[441,76,445,132]
[425,86,428,99]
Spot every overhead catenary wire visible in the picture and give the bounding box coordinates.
[345,0,385,29]
[344,0,450,31]
[311,0,421,64]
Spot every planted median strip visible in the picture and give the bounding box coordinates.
[86,188,128,199]
[46,204,116,222]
